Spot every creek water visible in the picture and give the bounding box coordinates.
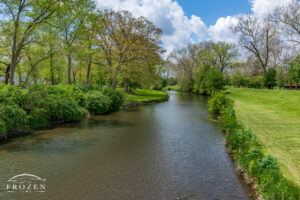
[0,92,251,200]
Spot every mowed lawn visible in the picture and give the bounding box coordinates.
[228,88,300,185]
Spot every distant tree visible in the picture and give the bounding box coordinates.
[210,41,239,72]
[233,15,282,72]
[273,0,300,44]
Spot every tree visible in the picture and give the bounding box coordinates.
[0,0,62,85]
[273,0,300,44]
[233,15,281,72]
[263,68,277,89]
[96,10,163,90]
[211,42,239,72]
[57,0,95,84]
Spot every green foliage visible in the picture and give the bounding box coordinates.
[231,70,247,88]
[0,103,28,131]
[84,91,112,115]
[248,76,263,88]
[75,84,102,93]
[205,68,225,94]
[208,91,233,115]
[263,68,277,89]
[0,119,6,138]
[101,88,124,111]
[287,55,300,84]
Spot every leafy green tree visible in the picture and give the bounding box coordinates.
[287,55,300,84]
[263,68,277,89]
[0,0,62,85]
[57,0,95,84]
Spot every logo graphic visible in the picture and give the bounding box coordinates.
[6,174,46,193]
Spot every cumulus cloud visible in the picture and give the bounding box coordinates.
[96,0,294,54]
[251,0,294,18]
[207,0,294,44]
[208,16,240,44]
[96,0,208,54]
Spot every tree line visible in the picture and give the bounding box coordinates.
[166,0,300,93]
[0,0,164,92]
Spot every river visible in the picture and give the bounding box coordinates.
[0,91,251,200]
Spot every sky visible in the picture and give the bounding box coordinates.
[96,0,293,54]
[176,0,251,26]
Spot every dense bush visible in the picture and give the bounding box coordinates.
[84,91,112,115]
[205,68,226,94]
[208,91,233,115]
[101,88,124,111]
[231,70,246,88]
[75,84,102,93]
[0,119,6,138]
[248,76,263,88]
[208,91,300,200]
[0,103,28,132]
[0,84,123,139]
[263,68,277,89]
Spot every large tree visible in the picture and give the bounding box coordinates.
[0,0,62,85]
[96,10,163,90]
[57,0,95,84]
[233,15,281,72]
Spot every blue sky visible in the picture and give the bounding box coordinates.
[176,0,251,26]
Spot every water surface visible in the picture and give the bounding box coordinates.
[0,92,251,200]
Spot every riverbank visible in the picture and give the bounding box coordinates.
[120,88,169,108]
[208,90,300,199]
[228,88,300,186]
[0,84,168,141]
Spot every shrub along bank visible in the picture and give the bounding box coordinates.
[208,91,300,200]
[0,84,124,140]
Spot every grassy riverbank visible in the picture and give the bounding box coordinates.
[119,88,169,105]
[208,90,300,199]
[227,88,300,186]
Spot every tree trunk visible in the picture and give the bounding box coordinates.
[67,54,72,84]
[50,54,55,85]
[9,56,17,85]
[124,78,129,93]
[72,70,76,83]
[86,55,92,84]
[5,64,10,84]
[111,66,120,89]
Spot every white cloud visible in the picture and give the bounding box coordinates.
[96,0,208,54]
[96,0,296,54]
[208,16,240,44]
[250,0,294,18]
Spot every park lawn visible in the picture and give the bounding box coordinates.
[162,85,181,91]
[118,88,168,105]
[227,88,300,185]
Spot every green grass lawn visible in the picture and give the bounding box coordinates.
[227,88,300,185]
[162,85,180,91]
[118,88,168,105]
